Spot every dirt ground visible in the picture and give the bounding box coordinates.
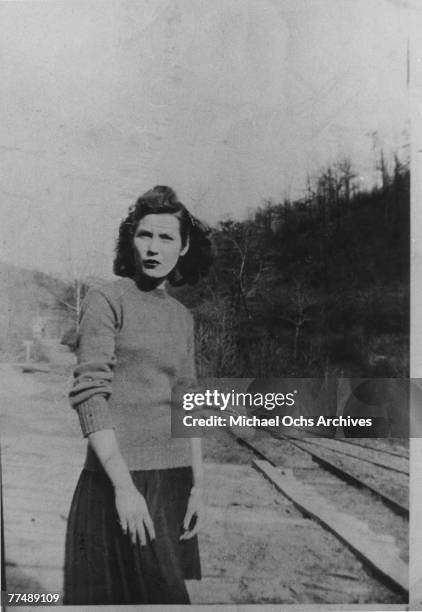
[0,363,407,607]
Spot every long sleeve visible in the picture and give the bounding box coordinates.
[69,289,119,436]
[178,312,197,383]
[171,312,199,415]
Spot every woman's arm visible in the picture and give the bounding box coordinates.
[180,438,204,541]
[89,429,134,489]
[70,289,154,545]
[177,313,205,540]
[88,429,155,545]
[191,437,203,490]
[69,290,117,434]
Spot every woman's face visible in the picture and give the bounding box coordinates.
[133,213,188,280]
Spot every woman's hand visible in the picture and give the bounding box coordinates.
[115,484,155,546]
[180,485,203,541]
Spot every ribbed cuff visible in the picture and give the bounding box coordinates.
[76,395,114,437]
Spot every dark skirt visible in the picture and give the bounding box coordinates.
[63,466,201,605]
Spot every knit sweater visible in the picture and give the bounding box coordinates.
[69,277,194,471]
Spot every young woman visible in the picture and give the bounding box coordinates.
[63,186,213,605]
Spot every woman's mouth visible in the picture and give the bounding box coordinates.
[144,259,160,269]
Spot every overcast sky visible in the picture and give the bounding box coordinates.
[0,0,412,279]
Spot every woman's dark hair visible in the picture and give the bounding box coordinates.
[113,185,213,285]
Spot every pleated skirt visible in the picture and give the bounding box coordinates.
[63,466,201,605]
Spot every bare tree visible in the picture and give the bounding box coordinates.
[281,279,318,362]
[336,157,357,209]
[216,220,265,319]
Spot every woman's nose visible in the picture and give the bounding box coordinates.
[147,236,159,254]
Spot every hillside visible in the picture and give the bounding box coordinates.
[0,263,74,358]
[174,161,410,378]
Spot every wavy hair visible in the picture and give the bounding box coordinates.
[113,186,213,285]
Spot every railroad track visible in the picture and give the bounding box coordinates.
[227,425,409,601]
[290,435,409,475]
[262,427,409,517]
[339,437,409,459]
